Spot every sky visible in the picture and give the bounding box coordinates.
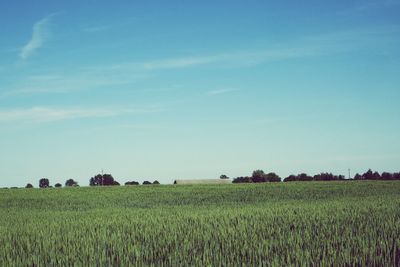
[0,0,399,187]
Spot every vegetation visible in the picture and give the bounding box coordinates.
[0,181,399,266]
[125,181,139,186]
[89,174,120,186]
[231,169,400,183]
[233,170,281,183]
[354,169,400,180]
[20,169,400,189]
[65,179,78,187]
[284,172,345,182]
[39,178,50,188]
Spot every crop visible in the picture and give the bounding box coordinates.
[0,181,399,266]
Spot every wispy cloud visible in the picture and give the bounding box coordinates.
[84,46,318,74]
[5,25,398,97]
[0,106,161,123]
[142,55,224,70]
[206,88,240,96]
[82,25,113,33]
[82,16,145,33]
[2,70,148,97]
[140,48,315,71]
[19,13,58,60]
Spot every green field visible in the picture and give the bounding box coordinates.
[1,181,399,266]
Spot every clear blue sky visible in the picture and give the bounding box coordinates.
[1,0,399,187]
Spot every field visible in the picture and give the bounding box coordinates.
[1,181,400,266]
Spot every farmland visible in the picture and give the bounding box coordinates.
[0,181,399,266]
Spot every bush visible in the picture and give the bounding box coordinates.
[232,176,252,183]
[39,178,50,188]
[65,179,78,187]
[125,181,139,186]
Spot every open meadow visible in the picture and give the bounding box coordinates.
[1,181,400,266]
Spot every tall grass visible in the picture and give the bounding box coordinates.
[0,181,399,266]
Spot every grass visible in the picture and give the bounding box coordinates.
[0,181,399,266]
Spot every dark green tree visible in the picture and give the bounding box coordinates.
[65,179,78,187]
[362,169,374,180]
[252,170,266,183]
[265,172,281,182]
[232,176,252,183]
[381,172,393,180]
[90,174,119,186]
[39,178,50,188]
[125,181,139,185]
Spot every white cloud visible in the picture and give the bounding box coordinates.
[5,26,397,97]
[81,16,147,33]
[142,55,224,70]
[85,46,317,74]
[19,13,58,60]
[0,106,161,123]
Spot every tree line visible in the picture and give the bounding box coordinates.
[229,169,400,183]
[21,174,160,189]
[5,169,400,189]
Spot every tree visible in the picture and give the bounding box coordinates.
[220,174,229,179]
[298,173,313,181]
[89,174,119,186]
[362,169,374,180]
[265,172,281,182]
[65,179,78,187]
[143,181,152,185]
[232,176,252,183]
[125,181,139,185]
[153,180,160,185]
[372,171,381,180]
[283,175,297,182]
[55,183,62,188]
[252,170,266,183]
[381,172,393,180]
[39,178,50,188]
[284,173,312,182]
[25,183,33,188]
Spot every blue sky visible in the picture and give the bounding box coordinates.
[0,0,399,187]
